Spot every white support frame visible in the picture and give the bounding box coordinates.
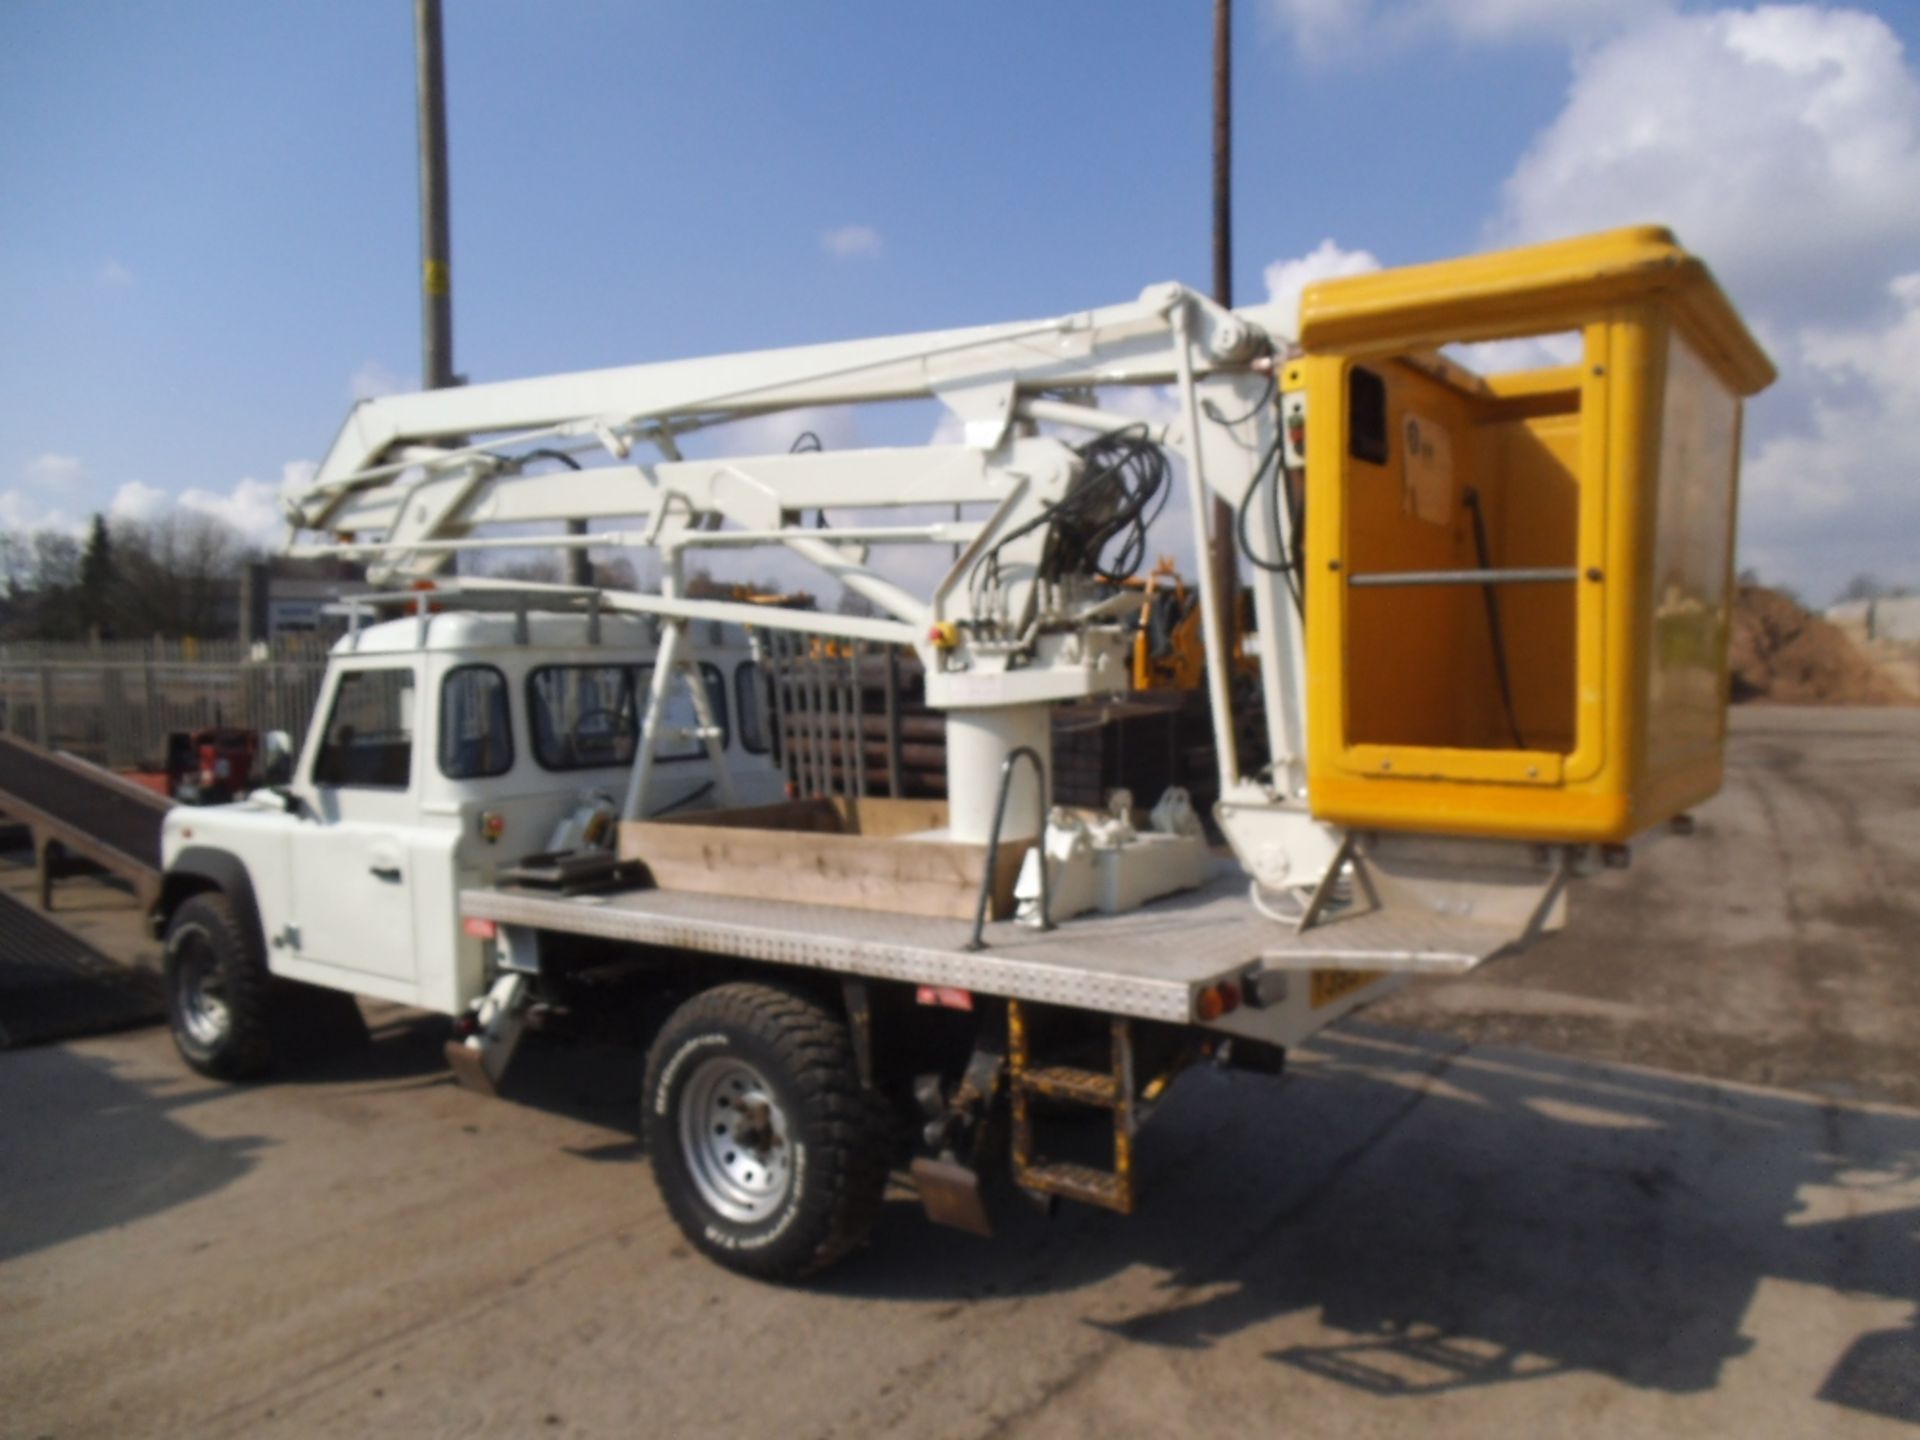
[283,285,1340,889]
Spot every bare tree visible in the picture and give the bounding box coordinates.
[0,530,86,639]
[1837,573,1888,604]
[111,511,259,637]
[592,555,637,590]
[31,531,82,592]
[482,553,566,584]
[835,588,879,618]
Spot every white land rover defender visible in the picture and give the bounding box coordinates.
[155,608,782,1075]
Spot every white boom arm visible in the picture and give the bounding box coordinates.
[284,284,1339,887]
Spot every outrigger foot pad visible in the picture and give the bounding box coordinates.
[910,1156,993,1238]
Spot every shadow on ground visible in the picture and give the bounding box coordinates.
[0,1047,268,1262]
[436,1008,1920,1423]
[814,1022,1920,1425]
[0,1007,640,1263]
[11,1008,1914,1425]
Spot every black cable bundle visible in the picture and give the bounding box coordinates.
[968,424,1171,615]
[1218,381,1306,615]
[1043,426,1172,585]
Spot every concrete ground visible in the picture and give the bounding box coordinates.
[1374,705,1920,1107]
[3,706,1917,1438]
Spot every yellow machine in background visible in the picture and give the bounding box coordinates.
[1291,225,1774,843]
[1126,559,1265,693]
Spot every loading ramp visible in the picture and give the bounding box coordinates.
[0,733,170,912]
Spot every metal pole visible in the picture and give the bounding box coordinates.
[883,645,902,799]
[565,519,592,586]
[415,0,454,392]
[1212,0,1233,311]
[1208,0,1239,615]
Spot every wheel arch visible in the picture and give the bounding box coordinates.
[156,846,265,955]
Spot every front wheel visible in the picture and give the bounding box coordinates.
[163,892,273,1079]
[644,982,889,1281]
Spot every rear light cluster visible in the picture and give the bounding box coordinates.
[1195,980,1241,1022]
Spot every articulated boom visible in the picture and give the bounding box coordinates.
[285,283,1337,889]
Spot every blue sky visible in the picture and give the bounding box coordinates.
[4,1,1918,601]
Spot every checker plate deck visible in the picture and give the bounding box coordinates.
[462,863,1515,1023]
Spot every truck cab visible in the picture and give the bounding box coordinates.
[157,608,784,1021]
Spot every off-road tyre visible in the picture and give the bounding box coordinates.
[644,982,890,1281]
[162,891,274,1079]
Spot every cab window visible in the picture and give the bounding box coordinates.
[735,660,771,754]
[640,661,730,761]
[439,665,514,779]
[527,665,640,771]
[313,668,416,788]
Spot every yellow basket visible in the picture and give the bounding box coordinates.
[1294,226,1774,844]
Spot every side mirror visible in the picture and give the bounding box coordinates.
[263,730,295,786]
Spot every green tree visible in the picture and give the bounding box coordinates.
[79,514,114,637]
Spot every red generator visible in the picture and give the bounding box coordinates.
[164,726,259,805]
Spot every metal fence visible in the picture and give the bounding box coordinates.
[0,636,334,770]
[760,635,948,801]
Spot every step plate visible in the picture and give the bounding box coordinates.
[1019,1160,1131,1214]
[1019,1065,1121,1106]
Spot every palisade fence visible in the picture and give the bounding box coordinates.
[0,636,334,770]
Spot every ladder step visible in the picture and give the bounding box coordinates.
[1019,1161,1132,1214]
[1018,1065,1121,1107]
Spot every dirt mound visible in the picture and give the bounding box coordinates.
[1729,584,1910,704]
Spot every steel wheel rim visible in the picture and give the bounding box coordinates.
[172,931,229,1047]
[677,1055,794,1224]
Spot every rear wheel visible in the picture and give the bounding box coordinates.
[644,982,889,1281]
[163,892,273,1079]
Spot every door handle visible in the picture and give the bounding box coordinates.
[370,864,403,882]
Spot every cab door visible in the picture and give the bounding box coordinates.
[291,662,426,989]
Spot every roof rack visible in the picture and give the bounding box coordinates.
[326,580,612,649]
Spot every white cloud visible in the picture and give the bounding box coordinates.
[5,460,315,554]
[1269,0,1666,60]
[108,480,170,524]
[1801,271,1920,408]
[1482,3,1920,596]
[1256,8,1920,594]
[820,224,884,260]
[1490,6,1920,324]
[1262,238,1381,338]
[350,360,409,401]
[176,472,309,550]
[0,489,80,536]
[109,464,316,550]
[24,452,86,490]
[1741,271,1920,575]
[96,259,134,287]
